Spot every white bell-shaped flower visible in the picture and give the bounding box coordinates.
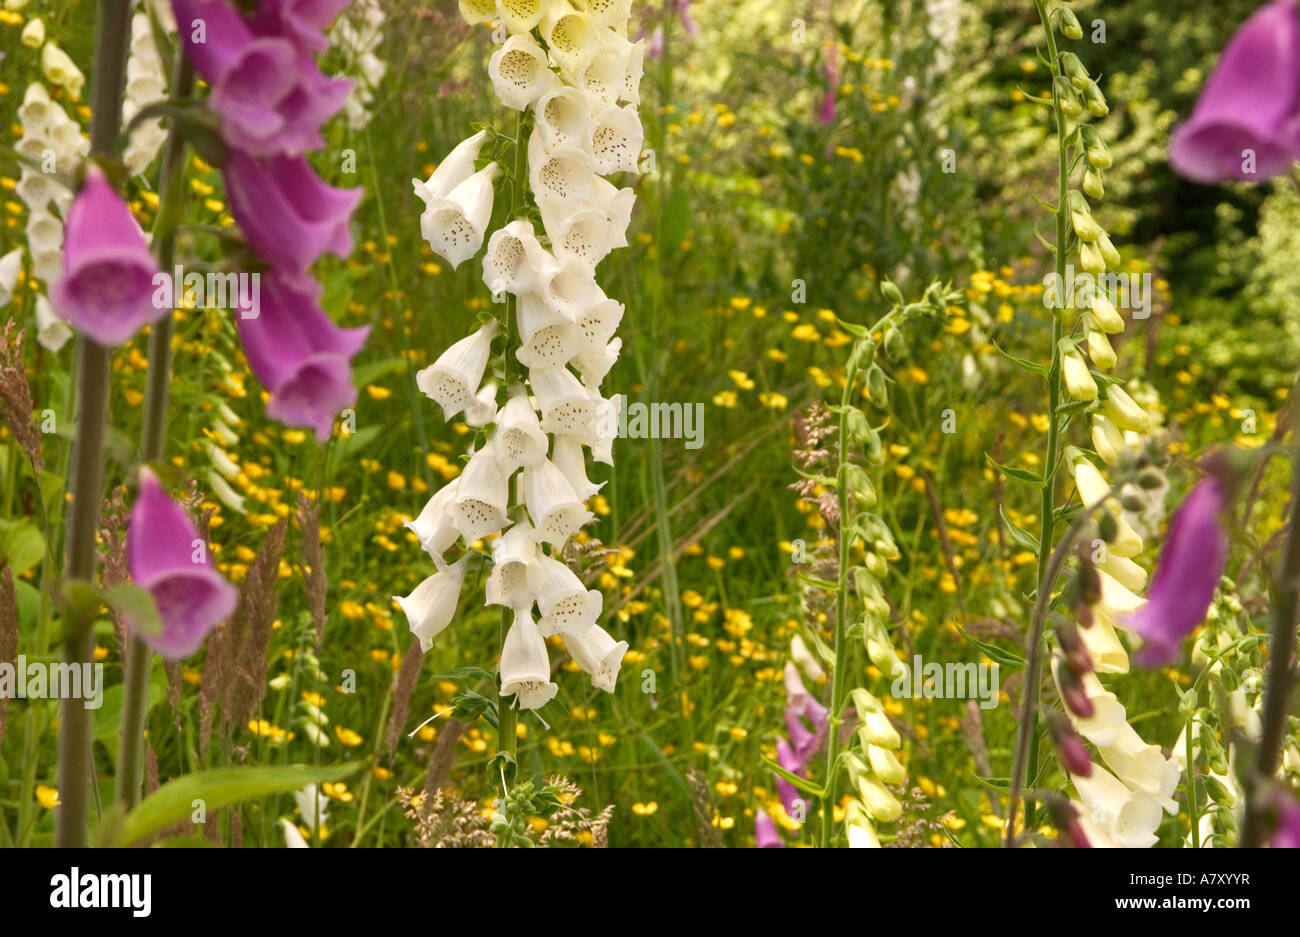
[1069,762,1163,849]
[575,297,624,350]
[521,457,593,547]
[17,82,54,131]
[458,0,498,26]
[585,176,635,249]
[615,33,645,105]
[26,209,63,255]
[16,167,58,211]
[419,162,501,269]
[488,34,558,110]
[1071,457,1142,558]
[0,247,22,306]
[495,0,546,34]
[543,206,616,273]
[492,386,549,473]
[531,366,602,437]
[538,261,604,321]
[449,446,509,544]
[482,218,555,296]
[590,104,643,174]
[416,319,500,420]
[564,623,628,693]
[1098,569,1144,623]
[404,478,462,566]
[535,87,594,153]
[486,522,538,609]
[1077,609,1129,674]
[34,293,73,353]
[529,553,602,637]
[528,130,595,215]
[552,433,603,501]
[414,130,488,205]
[1097,720,1180,813]
[588,393,621,464]
[540,0,598,75]
[582,0,631,28]
[575,34,629,107]
[574,336,621,386]
[464,380,500,428]
[499,608,558,710]
[515,292,582,370]
[395,554,471,652]
[1098,550,1147,593]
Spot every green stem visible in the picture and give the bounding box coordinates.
[56,0,133,849]
[1016,0,1070,839]
[1186,717,1201,849]
[114,56,195,811]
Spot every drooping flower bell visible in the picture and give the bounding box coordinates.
[1169,0,1300,183]
[1127,477,1228,666]
[395,554,470,652]
[50,165,162,346]
[499,608,559,710]
[127,468,238,659]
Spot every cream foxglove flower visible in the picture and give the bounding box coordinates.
[531,365,602,436]
[482,219,555,296]
[449,446,509,544]
[416,318,500,419]
[279,818,309,848]
[489,34,559,110]
[418,162,502,269]
[1062,347,1097,401]
[395,554,471,651]
[845,802,882,848]
[537,261,604,321]
[294,784,329,830]
[414,130,489,205]
[496,0,546,34]
[790,634,826,682]
[582,0,631,28]
[528,131,595,215]
[465,380,500,427]
[564,623,627,692]
[35,294,73,353]
[404,479,462,565]
[0,247,22,306]
[575,33,631,106]
[543,206,616,272]
[551,433,603,500]
[584,175,635,248]
[855,775,903,822]
[1102,385,1151,433]
[530,553,602,637]
[1091,412,1125,466]
[573,336,621,386]
[1070,762,1163,848]
[521,457,593,547]
[493,388,549,473]
[500,608,558,710]
[515,292,581,369]
[535,88,594,152]
[1071,457,1142,558]
[122,12,168,176]
[458,0,497,25]
[1086,329,1116,370]
[576,297,624,349]
[486,523,538,609]
[540,0,598,74]
[590,104,643,174]
[41,42,84,99]
[1098,550,1147,592]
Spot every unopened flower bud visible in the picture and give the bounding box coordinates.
[1058,665,1094,719]
[1081,79,1108,117]
[1045,796,1091,848]
[1079,240,1106,275]
[1059,51,1089,89]
[1066,190,1101,242]
[1080,125,1111,169]
[1055,76,1084,119]
[1056,6,1083,39]
[1062,347,1098,401]
[1050,714,1093,776]
[1082,166,1105,199]
[1056,624,1093,674]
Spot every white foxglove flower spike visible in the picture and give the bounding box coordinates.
[395,554,471,652]
[535,88,594,153]
[543,207,616,273]
[419,162,502,269]
[528,131,595,215]
[416,318,501,420]
[450,447,509,544]
[515,293,582,370]
[499,608,558,710]
[522,457,593,547]
[488,34,559,110]
[531,366,602,437]
[539,262,605,320]
[540,0,598,75]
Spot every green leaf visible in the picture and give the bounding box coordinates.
[990,340,1048,377]
[956,625,1025,672]
[351,356,407,388]
[0,519,46,576]
[102,583,161,637]
[429,666,495,684]
[761,757,827,799]
[998,506,1040,554]
[971,774,1012,795]
[985,455,1043,487]
[117,764,359,847]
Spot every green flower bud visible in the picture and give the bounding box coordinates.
[884,326,905,359]
[1080,125,1111,169]
[1178,689,1198,719]
[1096,510,1118,543]
[1055,76,1083,119]
[863,426,884,464]
[844,463,877,508]
[1082,166,1105,199]
[1095,230,1121,267]
[880,280,904,305]
[1062,347,1098,401]
[845,407,871,444]
[1059,51,1089,89]
[1079,240,1106,275]
[1056,6,1083,39]
[1082,79,1108,117]
[866,365,888,407]
[1086,329,1116,369]
[1067,190,1102,242]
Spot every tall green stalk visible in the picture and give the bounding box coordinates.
[114,56,195,811]
[55,0,133,849]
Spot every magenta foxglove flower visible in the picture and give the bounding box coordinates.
[1270,791,1300,848]
[237,271,368,440]
[252,0,351,55]
[773,736,803,817]
[818,45,839,126]
[1128,477,1228,666]
[224,151,361,273]
[172,0,349,157]
[49,165,161,346]
[783,661,828,728]
[785,706,823,764]
[1169,0,1300,183]
[128,468,238,659]
[755,809,783,848]
[677,0,699,36]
